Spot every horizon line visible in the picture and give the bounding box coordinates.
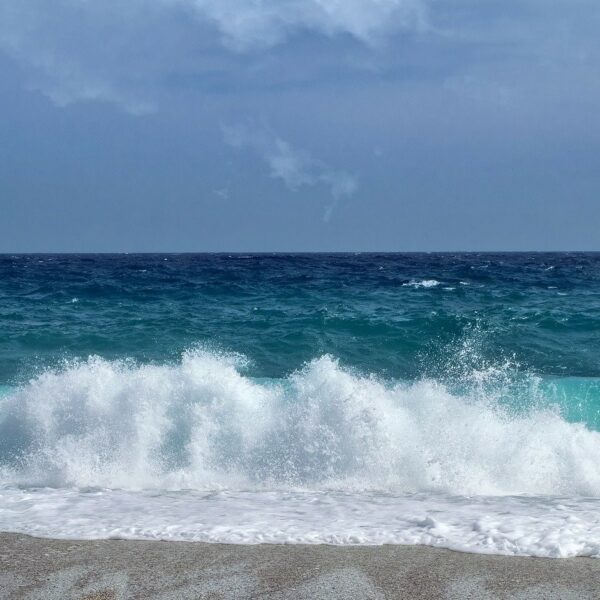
[2,250,600,255]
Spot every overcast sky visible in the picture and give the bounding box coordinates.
[1,0,599,251]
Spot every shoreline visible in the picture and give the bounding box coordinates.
[3,533,600,599]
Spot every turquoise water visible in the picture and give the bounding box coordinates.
[2,253,600,556]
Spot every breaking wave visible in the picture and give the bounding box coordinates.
[2,350,600,495]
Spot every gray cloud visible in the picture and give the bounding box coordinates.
[0,0,427,112]
[1,0,599,121]
[0,0,166,113]
[222,123,357,220]
[181,0,428,50]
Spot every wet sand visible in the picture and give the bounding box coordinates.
[2,532,600,599]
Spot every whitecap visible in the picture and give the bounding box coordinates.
[403,279,440,288]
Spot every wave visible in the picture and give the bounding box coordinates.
[1,350,600,495]
[402,279,440,288]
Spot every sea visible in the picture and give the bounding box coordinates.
[1,253,600,557]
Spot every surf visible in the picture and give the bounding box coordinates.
[2,349,600,496]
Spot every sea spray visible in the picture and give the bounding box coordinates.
[2,350,600,496]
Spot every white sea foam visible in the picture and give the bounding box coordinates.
[1,488,600,557]
[403,279,440,288]
[1,351,600,556]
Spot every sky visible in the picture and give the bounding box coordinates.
[1,0,599,252]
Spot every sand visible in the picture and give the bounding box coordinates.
[2,533,600,599]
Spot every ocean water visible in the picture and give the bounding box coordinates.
[1,253,600,557]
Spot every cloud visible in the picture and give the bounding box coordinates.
[1,0,599,117]
[183,0,428,51]
[0,0,166,113]
[222,123,357,220]
[0,0,427,112]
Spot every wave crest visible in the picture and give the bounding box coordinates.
[1,351,600,495]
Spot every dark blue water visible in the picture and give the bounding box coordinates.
[1,253,599,384]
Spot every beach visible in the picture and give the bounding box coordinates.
[2,533,600,599]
